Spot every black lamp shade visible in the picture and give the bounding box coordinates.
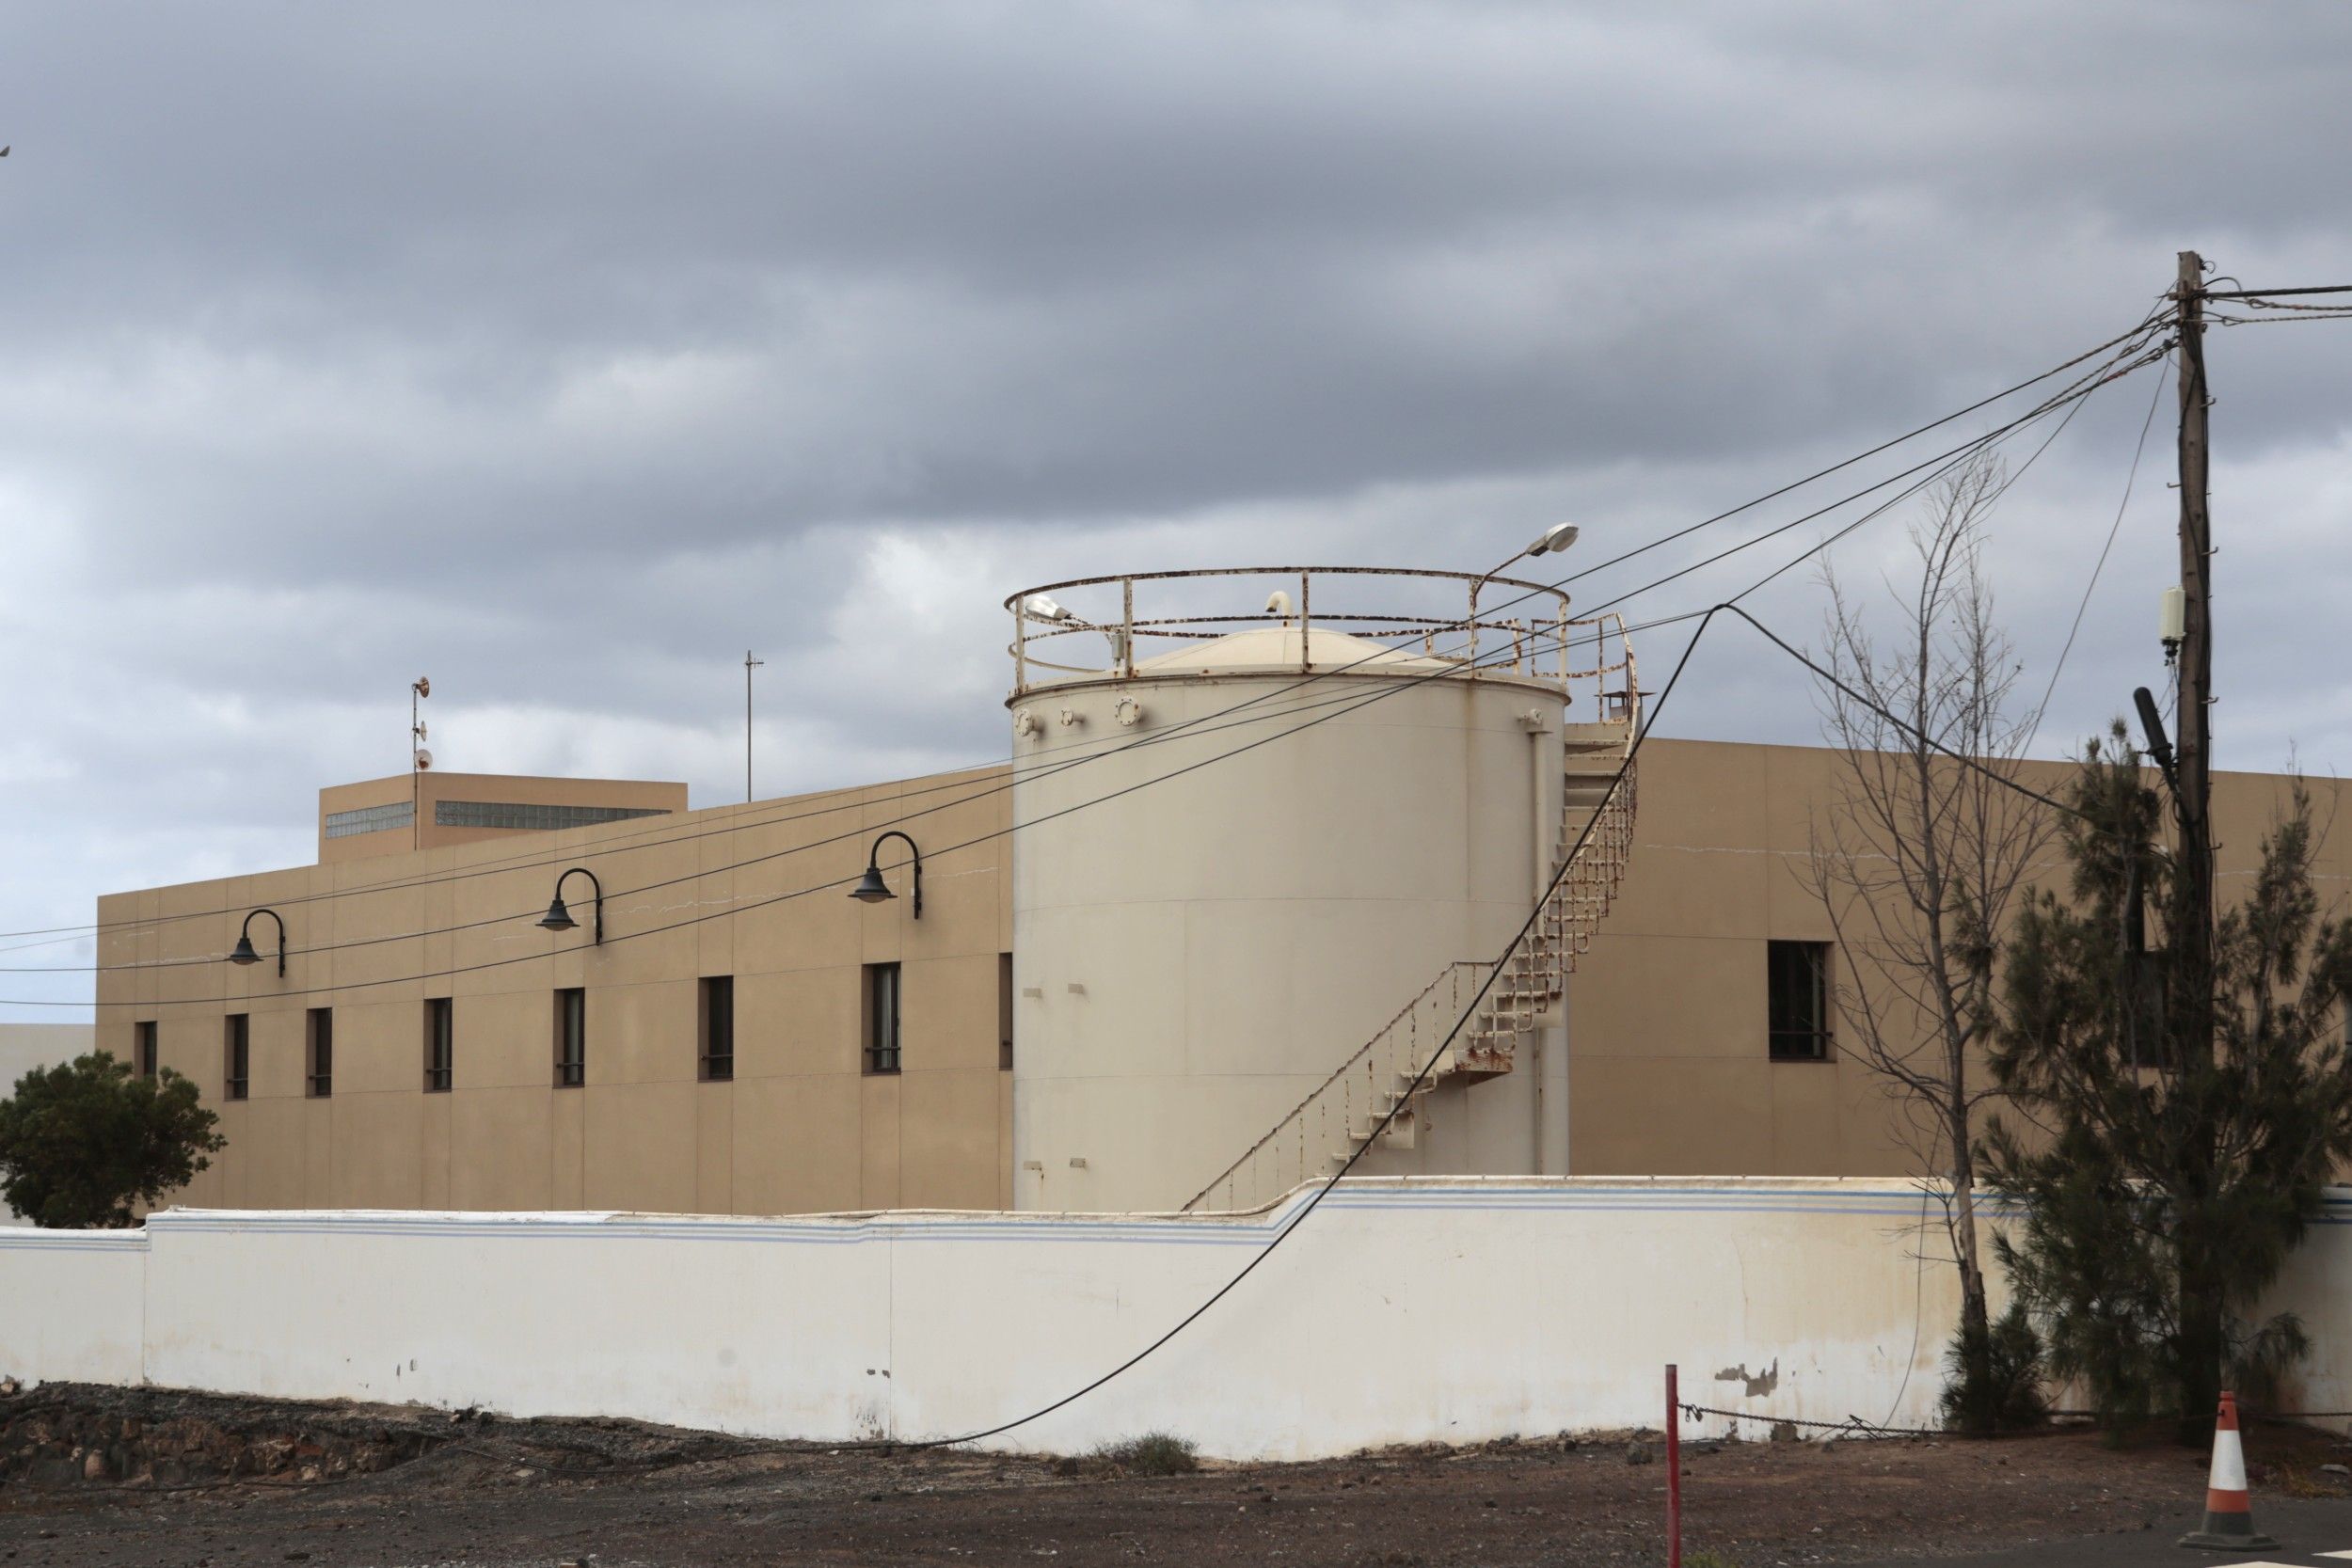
[538,896,579,931]
[228,935,262,965]
[849,865,895,903]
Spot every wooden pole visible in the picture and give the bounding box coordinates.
[1666,1363,1681,1568]
[2173,251,2215,1029]
[2172,250,2223,1442]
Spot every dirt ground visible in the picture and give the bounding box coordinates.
[3,1384,2349,1568]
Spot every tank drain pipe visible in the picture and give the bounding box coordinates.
[1518,707,1552,1172]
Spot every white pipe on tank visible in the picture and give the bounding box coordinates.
[1521,708,1550,1171]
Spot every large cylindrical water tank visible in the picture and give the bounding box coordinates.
[1006,572,1572,1212]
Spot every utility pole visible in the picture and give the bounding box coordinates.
[2172,252,2215,1046]
[2171,248,2221,1446]
[744,651,765,804]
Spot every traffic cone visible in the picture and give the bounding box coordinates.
[2179,1391,2279,1551]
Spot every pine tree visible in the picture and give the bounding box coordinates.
[1981,728,2352,1438]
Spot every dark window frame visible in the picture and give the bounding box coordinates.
[554,987,586,1088]
[699,975,735,1083]
[1767,940,1833,1062]
[224,1013,250,1101]
[423,997,453,1093]
[135,1021,158,1079]
[306,1007,334,1098]
[864,962,902,1076]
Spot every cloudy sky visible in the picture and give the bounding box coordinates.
[4,2,2348,1016]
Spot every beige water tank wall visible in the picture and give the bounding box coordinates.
[1009,636,1562,1212]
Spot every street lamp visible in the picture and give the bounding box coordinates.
[228,909,287,977]
[850,831,923,919]
[1478,521,1579,584]
[538,866,604,943]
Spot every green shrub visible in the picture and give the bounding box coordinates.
[1090,1433,1200,1476]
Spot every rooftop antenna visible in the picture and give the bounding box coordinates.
[744,651,765,803]
[411,676,431,848]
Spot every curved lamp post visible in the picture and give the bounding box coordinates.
[849,831,923,919]
[537,866,604,944]
[228,908,287,977]
[1472,521,1578,610]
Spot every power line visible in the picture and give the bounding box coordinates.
[8,399,2141,1014]
[2,344,2160,996]
[0,309,2176,951]
[880,594,2121,1452]
[2027,360,2171,740]
[882,600,1723,1451]
[2201,284,2352,300]
[18,374,2119,986]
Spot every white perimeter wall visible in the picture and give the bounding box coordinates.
[5,1179,2350,1461]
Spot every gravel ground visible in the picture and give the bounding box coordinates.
[3,1384,2349,1567]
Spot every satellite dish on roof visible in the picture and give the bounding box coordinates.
[414,676,431,698]
[414,748,434,771]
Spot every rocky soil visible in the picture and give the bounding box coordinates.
[3,1383,2350,1567]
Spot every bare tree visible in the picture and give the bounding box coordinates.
[1801,452,2053,1421]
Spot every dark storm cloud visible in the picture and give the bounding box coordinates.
[3,1,2349,1012]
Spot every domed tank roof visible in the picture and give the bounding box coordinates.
[1128,625,1455,679]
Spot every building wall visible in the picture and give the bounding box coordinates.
[1566,739,2352,1176]
[6,1180,2349,1458]
[87,738,2350,1217]
[97,769,1015,1215]
[319,771,690,863]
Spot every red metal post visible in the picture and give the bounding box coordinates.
[1666,1363,1681,1568]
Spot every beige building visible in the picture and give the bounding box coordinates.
[97,766,1016,1215]
[318,770,688,864]
[75,567,2350,1218]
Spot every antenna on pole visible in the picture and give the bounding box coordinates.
[410,676,432,849]
[744,651,765,804]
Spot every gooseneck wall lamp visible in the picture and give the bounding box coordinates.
[537,866,605,944]
[849,831,923,919]
[228,908,287,977]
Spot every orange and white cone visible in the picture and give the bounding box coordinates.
[2179,1391,2279,1551]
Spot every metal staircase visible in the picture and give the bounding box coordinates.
[1182,617,1639,1213]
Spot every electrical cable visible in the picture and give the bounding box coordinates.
[873,594,2114,1451]
[0,309,2177,949]
[3,400,2164,1449]
[5,358,2143,977]
[872,602,1723,1450]
[2026,361,2170,745]
[0,348,2156,1000]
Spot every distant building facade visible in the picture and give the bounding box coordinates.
[79,572,2352,1219]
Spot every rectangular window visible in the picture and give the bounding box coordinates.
[998,953,1015,1072]
[1767,941,1832,1061]
[699,975,735,1082]
[865,962,901,1075]
[423,997,453,1093]
[554,988,586,1087]
[224,1014,250,1101]
[135,1021,158,1079]
[435,800,671,832]
[323,800,416,839]
[306,1008,334,1098]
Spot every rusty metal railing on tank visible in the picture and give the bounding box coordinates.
[1004,566,1580,700]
